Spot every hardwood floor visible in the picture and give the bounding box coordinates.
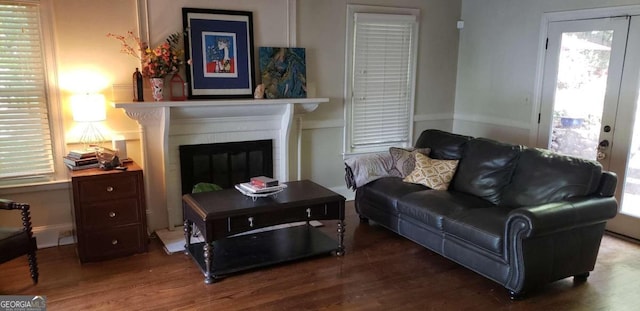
[1,201,639,310]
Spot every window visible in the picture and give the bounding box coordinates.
[344,5,419,154]
[0,1,58,183]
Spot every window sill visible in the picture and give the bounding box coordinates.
[0,179,70,195]
[343,150,387,160]
[344,143,412,159]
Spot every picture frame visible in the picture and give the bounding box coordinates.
[182,8,256,99]
[259,47,307,99]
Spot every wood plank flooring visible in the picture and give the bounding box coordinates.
[1,201,639,310]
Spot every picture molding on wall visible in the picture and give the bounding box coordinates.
[182,8,256,99]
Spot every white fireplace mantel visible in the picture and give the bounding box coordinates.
[114,98,329,231]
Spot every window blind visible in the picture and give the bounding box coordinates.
[0,2,55,179]
[350,13,416,148]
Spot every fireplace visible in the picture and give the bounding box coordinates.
[179,140,273,194]
[114,98,328,231]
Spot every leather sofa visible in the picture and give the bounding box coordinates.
[345,129,618,299]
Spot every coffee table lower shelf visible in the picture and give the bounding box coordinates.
[187,224,338,281]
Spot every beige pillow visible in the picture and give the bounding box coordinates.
[388,147,431,177]
[403,152,459,190]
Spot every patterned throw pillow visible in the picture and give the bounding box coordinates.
[388,147,431,177]
[403,152,459,190]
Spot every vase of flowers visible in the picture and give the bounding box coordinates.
[108,31,184,101]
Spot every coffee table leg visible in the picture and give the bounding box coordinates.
[203,242,215,284]
[183,219,192,255]
[336,220,345,256]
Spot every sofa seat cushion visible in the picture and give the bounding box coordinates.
[452,138,522,205]
[397,190,493,230]
[443,207,510,255]
[359,177,428,214]
[501,148,603,208]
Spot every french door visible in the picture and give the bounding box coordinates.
[538,16,640,239]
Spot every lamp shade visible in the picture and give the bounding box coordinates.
[71,93,106,122]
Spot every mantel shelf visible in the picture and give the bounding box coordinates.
[113,97,330,123]
[113,97,329,109]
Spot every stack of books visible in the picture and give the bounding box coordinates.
[250,176,279,188]
[64,150,99,170]
[238,176,283,193]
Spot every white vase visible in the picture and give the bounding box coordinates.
[150,77,164,101]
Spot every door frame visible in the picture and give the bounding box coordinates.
[531,5,640,147]
[605,16,640,238]
[533,5,640,239]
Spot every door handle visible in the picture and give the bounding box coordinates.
[597,140,609,160]
[599,140,610,148]
[597,151,606,160]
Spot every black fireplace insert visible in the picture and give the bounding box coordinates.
[179,140,273,194]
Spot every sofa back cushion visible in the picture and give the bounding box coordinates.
[500,148,602,208]
[414,129,472,160]
[403,153,459,190]
[388,147,431,177]
[452,138,522,205]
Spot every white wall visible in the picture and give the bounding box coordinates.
[298,0,461,193]
[143,0,462,200]
[455,0,640,145]
[0,0,141,248]
[1,0,462,240]
[145,0,292,50]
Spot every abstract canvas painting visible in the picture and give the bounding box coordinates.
[259,47,307,98]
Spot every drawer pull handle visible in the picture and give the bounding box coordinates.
[248,217,254,227]
[111,239,118,245]
[108,211,116,218]
[106,186,114,192]
[306,208,311,218]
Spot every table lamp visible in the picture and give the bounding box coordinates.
[71,93,106,149]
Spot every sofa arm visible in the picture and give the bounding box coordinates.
[504,196,617,294]
[596,171,617,197]
[344,152,396,190]
[506,196,618,237]
[345,164,356,190]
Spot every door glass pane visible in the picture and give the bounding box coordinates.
[621,99,640,217]
[550,31,613,160]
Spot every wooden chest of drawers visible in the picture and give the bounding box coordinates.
[71,162,148,263]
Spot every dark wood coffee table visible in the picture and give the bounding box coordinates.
[182,180,346,284]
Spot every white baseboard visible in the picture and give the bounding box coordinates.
[32,223,75,249]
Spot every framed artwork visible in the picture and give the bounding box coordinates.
[182,8,256,99]
[259,47,307,98]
